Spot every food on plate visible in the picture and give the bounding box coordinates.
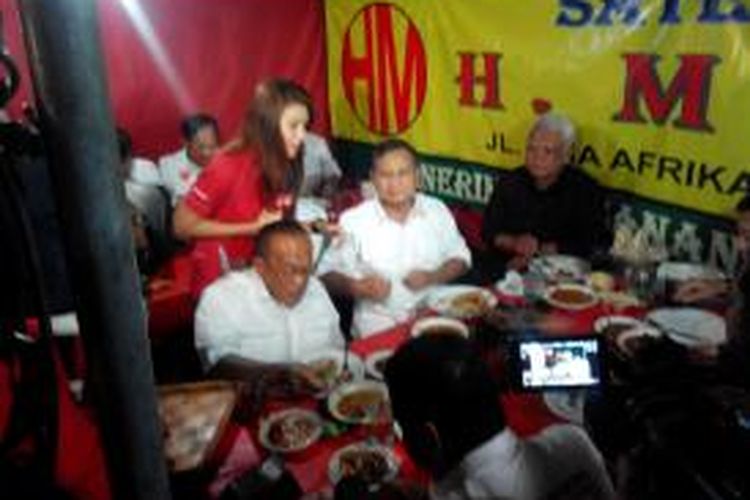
[588,271,615,292]
[338,448,390,483]
[263,410,320,452]
[336,388,389,422]
[598,291,642,309]
[449,291,490,316]
[544,284,598,310]
[308,358,339,386]
[302,350,365,393]
[549,287,594,306]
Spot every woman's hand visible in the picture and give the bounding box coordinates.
[251,208,283,234]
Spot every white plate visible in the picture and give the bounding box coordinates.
[327,380,391,425]
[410,316,470,339]
[646,307,726,347]
[614,329,661,356]
[496,270,525,297]
[258,408,322,453]
[593,316,660,338]
[530,255,590,282]
[294,197,327,222]
[364,349,393,380]
[328,441,400,487]
[301,349,365,392]
[425,285,497,318]
[543,283,598,311]
[656,262,726,282]
[593,315,640,334]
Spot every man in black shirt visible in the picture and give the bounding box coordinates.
[482,113,609,280]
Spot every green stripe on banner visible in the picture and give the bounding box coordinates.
[333,138,739,274]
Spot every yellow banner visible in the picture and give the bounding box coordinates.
[325,0,750,218]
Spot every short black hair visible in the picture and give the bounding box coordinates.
[384,335,505,469]
[371,138,419,172]
[180,113,219,141]
[736,193,750,213]
[116,127,132,162]
[255,220,310,259]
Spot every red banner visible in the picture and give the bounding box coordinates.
[1,0,329,158]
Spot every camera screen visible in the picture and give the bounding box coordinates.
[518,337,602,390]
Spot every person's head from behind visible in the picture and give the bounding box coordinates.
[371,139,420,213]
[384,335,505,479]
[525,113,575,189]
[244,79,313,192]
[254,220,313,307]
[735,194,750,254]
[181,113,219,167]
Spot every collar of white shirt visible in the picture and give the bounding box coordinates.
[372,194,429,225]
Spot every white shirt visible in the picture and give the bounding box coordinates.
[129,157,162,187]
[433,425,615,500]
[319,194,471,337]
[300,133,342,197]
[194,269,343,370]
[158,147,202,206]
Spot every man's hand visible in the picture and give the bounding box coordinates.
[512,234,539,258]
[352,275,391,301]
[507,255,531,271]
[403,269,435,291]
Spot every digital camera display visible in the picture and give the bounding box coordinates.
[518,337,602,389]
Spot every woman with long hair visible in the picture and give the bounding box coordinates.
[174,78,312,299]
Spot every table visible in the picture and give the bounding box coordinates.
[205,300,602,497]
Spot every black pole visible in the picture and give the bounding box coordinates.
[15,1,171,498]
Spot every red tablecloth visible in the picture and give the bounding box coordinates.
[207,282,651,496]
[350,317,568,439]
[208,305,606,496]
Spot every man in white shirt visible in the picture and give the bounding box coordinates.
[384,335,616,500]
[195,220,343,384]
[158,113,219,206]
[300,132,342,198]
[319,139,471,337]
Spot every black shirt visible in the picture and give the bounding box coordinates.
[481,166,610,278]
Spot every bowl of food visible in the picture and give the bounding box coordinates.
[587,271,615,293]
[328,381,391,425]
[593,315,643,337]
[410,316,470,338]
[544,283,598,310]
[258,408,322,454]
[301,349,365,393]
[426,285,497,318]
[328,442,399,489]
[364,349,392,380]
[594,315,661,357]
